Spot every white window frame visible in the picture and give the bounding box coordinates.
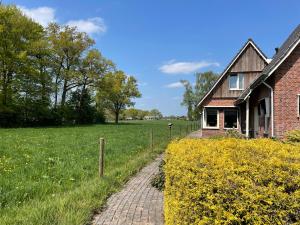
[203,108,219,129]
[229,73,244,90]
[223,109,238,129]
[297,94,300,117]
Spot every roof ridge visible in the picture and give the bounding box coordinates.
[236,24,300,104]
[197,39,268,107]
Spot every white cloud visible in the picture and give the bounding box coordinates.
[159,60,220,74]
[66,17,107,35]
[19,5,107,35]
[164,82,184,88]
[18,5,56,27]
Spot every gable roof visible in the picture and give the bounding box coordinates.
[236,24,300,103]
[197,39,269,107]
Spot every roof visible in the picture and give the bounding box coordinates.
[197,39,269,107]
[236,24,300,104]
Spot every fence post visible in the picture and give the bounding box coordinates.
[150,128,153,150]
[99,138,105,177]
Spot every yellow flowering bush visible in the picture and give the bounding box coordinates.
[164,138,300,225]
[286,129,300,142]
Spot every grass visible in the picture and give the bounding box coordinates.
[0,120,194,225]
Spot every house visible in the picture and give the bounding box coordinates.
[198,24,300,139]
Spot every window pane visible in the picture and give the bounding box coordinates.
[238,74,244,89]
[206,109,218,127]
[224,110,238,128]
[229,75,237,89]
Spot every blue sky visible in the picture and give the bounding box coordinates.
[5,0,300,116]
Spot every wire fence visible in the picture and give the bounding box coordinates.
[11,121,201,177]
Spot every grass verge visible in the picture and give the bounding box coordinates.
[0,120,192,225]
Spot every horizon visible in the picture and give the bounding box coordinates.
[4,0,300,116]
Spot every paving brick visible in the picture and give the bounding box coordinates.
[93,155,164,225]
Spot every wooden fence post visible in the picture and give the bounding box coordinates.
[99,138,105,177]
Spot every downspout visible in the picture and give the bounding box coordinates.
[262,82,274,137]
[246,97,250,138]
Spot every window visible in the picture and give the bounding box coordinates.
[224,109,238,129]
[204,109,219,128]
[229,74,244,90]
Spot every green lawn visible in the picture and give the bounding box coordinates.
[0,120,194,225]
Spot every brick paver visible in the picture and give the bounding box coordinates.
[187,130,202,138]
[93,156,164,225]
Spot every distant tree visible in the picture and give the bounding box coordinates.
[181,81,194,121]
[149,109,163,119]
[181,71,218,120]
[137,109,148,120]
[96,71,141,124]
[123,108,139,119]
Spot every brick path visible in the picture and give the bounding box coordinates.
[93,155,164,225]
[187,130,202,138]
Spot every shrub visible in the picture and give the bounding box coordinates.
[225,129,245,139]
[164,138,300,225]
[151,160,165,191]
[286,130,300,143]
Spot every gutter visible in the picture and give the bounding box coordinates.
[262,82,274,137]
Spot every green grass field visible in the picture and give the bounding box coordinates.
[0,120,194,225]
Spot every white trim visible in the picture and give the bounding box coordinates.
[197,40,268,107]
[203,108,219,129]
[202,108,205,128]
[229,73,245,90]
[265,38,300,80]
[223,109,239,129]
[204,105,237,108]
[246,97,250,138]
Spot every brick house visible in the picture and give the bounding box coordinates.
[198,24,300,139]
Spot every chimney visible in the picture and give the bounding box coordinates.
[275,47,279,54]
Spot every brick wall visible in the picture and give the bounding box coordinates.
[268,44,300,138]
[203,98,236,107]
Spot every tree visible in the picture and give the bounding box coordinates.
[149,109,163,119]
[96,71,141,124]
[46,23,94,108]
[0,5,47,126]
[181,71,218,120]
[181,81,194,121]
[78,49,115,116]
[66,89,96,124]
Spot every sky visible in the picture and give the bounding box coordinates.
[4,0,300,116]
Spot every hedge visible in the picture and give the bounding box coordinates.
[164,138,300,224]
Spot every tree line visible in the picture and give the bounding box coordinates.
[120,108,163,120]
[0,5,140,127]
